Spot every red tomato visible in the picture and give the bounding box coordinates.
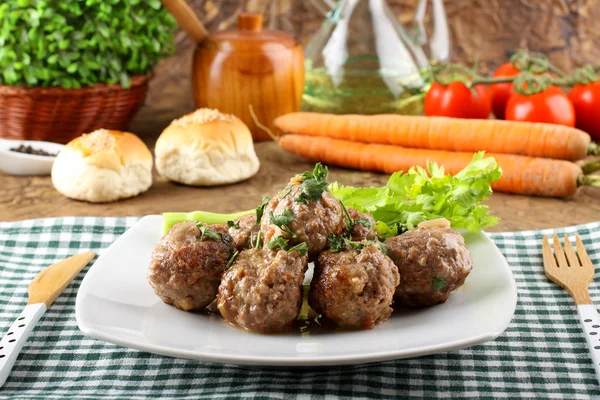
[490,62,520,120]
[425,81,491,119]
[505,86,575,127]
[568,81,600,140]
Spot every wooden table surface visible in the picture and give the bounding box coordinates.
[2,141,599,232]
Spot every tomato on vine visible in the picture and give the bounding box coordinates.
[424,81,491,119]
[568,81,600,140]
[490,62,520,119]
[505,86,575,127]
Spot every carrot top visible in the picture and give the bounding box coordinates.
[329,152,503,235]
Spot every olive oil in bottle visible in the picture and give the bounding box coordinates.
[302,0,429,115]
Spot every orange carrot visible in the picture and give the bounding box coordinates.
[278,134,599,197]
[274,113,597,161]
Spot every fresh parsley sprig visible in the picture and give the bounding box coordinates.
[295,163,329,205]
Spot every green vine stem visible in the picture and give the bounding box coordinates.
[581,160,600,175]
[572,65,599,85]
[589,143,600,156]
[430,50,599,96]
[578,174,600,188]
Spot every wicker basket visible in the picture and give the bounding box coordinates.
[0,75,150,144]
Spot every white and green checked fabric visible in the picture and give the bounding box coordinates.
[0,217,599,399]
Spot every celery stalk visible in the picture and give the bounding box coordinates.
[162,209,254,234]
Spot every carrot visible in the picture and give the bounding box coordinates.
[278,134,600,197]
[274,113,598,161]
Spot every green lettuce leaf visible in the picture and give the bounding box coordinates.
[329,152,502,233]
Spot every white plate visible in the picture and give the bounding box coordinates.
[0,139,64,176]
[76,215,517,366]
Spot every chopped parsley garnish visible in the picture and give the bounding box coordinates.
[287,242,309,256]
[225,251,239,270]
[256,196,271,224]
[432,277,447,292]
[340,201,354,233]
[279,185,293,199]
[269,209,297,238]
[355,218,372,228]
[196,222,220,241]
[268,235,289,251]
[327,233,345,252]
[327,233,387,255]
[227,220,240,229]
[268,235,308,255]
[250,230,263,248]
[295,163,329,205]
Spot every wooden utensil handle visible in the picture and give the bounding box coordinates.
[0,303,46,388]
[160,0,208,43]
[577,304,600,384]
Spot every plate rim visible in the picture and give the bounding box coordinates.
[76,215,518,366]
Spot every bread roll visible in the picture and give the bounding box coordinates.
[155,109,260,186]
[51,129,153,203]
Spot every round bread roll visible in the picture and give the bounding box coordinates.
[154,109,260,186]
[51,129,153,203]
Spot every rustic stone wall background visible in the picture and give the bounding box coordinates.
[131,0,600,139]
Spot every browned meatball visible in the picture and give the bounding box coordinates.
[261,176,346,256]
[309,244,400,329]
[147,222,233,311]
[228,214,260,251]
[217,248,308,333]
[347,208,377,241]
[385,226,473,307]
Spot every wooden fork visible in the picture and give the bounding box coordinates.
[542,233,600,382]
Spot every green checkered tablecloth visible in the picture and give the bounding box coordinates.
[1,217,600,399]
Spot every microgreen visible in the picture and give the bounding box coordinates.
[295,163,329,204]
[0,1,176,89]
[256,196,271,224]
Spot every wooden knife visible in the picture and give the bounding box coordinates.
[0,252,95,387]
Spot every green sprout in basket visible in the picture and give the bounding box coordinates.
[0,0,176,89]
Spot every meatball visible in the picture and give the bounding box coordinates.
[309,244,400,329]
[228,214,260,251]
[147,222,233,311]
[385,226,473,307]
[347,207,377,241]
[261,177,346,256]
[217,248,308,333]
